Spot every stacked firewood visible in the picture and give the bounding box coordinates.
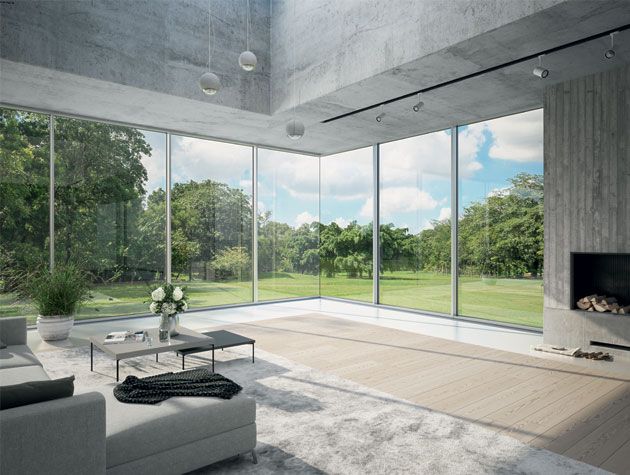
[576,295,630,314]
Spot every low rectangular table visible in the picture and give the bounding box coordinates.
[176,330,255,371]
[89,327,212,381]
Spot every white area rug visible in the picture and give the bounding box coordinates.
[37,345,608,474]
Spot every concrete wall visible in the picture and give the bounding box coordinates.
[543,64,630,310]
[0,0,271,114]
[543,65,630,360]
[270,0,568,113]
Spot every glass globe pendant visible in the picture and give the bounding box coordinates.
[199,72,221,95]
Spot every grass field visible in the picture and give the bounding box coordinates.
[0,272,542,328]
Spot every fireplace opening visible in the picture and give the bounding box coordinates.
[571,253,630,312]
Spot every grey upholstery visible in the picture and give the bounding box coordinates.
[106,423,256,475]
[0,317,27,345]
[0,344,42,369]
[92,384,256,468]
[0,364,50,386]
[0,317,257,475]
[0,392,107,475]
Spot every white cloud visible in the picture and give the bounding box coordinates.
[438,207,451,221]
[379,128,485,188]
[485,109,543,163]
[295,211,319,227]
[333,217,350,228]
[360,186,438,219]
[171,136,252,185]
[321,148,373,201]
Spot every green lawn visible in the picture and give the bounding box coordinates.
[0,271,542,328]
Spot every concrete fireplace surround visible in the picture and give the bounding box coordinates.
[543,64,630,363]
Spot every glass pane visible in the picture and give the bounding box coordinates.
[457,109,544,327]
[54,117,166,320]
[320,147,373,302]
[257,148,319,300]
[0,109,50,323]
[171,136,253,307]
[379,131,452,314]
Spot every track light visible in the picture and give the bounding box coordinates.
[375,106,386,123]
[412,93,424,112]
[533,55,549,79]
[605,32,618,59]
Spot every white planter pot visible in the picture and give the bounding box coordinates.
[36,315,74,341]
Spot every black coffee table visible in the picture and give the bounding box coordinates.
[176,330,255,372]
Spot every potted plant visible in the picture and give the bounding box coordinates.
[21,265,90,341]
[149,283,188,341]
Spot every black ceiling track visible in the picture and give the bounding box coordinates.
[321,23,630,124]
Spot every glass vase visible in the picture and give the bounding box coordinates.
[159,312,171,344]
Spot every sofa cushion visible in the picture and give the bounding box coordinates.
[0,375,75,410]
[0,344,42,369]
[0,364,50,386]
[91,383,256,468]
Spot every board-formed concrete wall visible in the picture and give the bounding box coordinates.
[543,64,630,310]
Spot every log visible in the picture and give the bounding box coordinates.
[577,300,592,310]
[602,297,618,305]
[619,306,630,315]
[590,295,605,304]
[593,303,609,312]
[587,306,595,312]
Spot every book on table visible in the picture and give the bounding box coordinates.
[103,331,145,344]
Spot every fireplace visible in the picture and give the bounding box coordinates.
[571,253,630,310]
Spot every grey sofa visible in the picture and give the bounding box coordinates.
[0,317,257,475]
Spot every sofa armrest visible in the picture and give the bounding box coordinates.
[0,317,27,345]
[0,391,106,475]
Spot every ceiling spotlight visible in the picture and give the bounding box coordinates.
[239,50,257,71]
[605,32,618,59]
[376,106,386,123]
[533,55,549,79]
[412,93,424,112]
[199,72,221,95]
[286,118,305,140]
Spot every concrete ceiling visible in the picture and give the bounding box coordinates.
[1,0,629,156]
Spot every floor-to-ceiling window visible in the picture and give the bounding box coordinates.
[320,147,373,302]
[457,109,544,327]
[0,108,50,322]
[379,131,452,314]
[257,148,319,300]
[54,117,167,320]
[171,136,253,307]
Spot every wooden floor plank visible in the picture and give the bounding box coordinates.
[222,314,630,470]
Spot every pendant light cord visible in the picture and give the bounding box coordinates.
[246,0,250,51]
[207,0,214,70]
[292,0,296,121]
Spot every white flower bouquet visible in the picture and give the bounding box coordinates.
[148,283,189,315]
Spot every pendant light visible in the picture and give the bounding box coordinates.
[286,0,304,140]
[199,0,221,95]
[239,0,257,71]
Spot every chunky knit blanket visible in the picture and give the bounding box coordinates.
[113,368,242,404]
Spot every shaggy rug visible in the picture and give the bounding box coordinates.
[37,344,608,475]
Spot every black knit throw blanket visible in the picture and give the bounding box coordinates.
[113,368,242,404]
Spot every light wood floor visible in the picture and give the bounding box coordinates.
[223,314,630,474]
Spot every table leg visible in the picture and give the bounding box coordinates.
[156,353,158,363]
[182,354,185,370]
[116,360,119,382]
[212,346,215,372]
[252,342,255,363]
[90,343,93,371]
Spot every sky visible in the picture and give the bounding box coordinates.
[139,108,543,233]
